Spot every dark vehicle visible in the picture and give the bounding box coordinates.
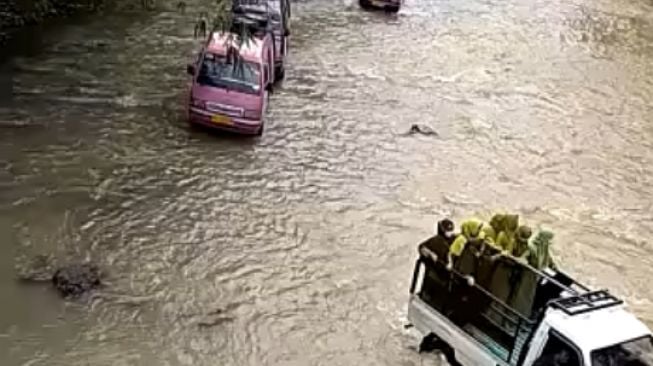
[232,0,290,81]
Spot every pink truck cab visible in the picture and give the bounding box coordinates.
[186,32,275,135]
[359,0,401,12]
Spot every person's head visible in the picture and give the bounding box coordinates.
[505,214,519,232]
[489,213,506,233]
[532,229,554,248]
[516,225,532,244]
[437,219,455,239]
[461,219,483,239]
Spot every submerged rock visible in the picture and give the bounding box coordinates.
[18,254,103,297]
[405,124,438,136]
[52,264,101,297]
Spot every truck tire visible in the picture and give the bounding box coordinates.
[359,0,373,10]
[386,4,400,13]
[274,65,285,82]
[418,333,462,366]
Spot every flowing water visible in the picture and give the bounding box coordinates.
[1,0,653,364]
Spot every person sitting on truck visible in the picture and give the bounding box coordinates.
[418,219,455,262]
[436,218,455,245]
[447,218,496,268]
[528,229,557,270]
[489,212,508,233]
[512,225,533,258]
[491,213,520,252]
[485,224,534,266]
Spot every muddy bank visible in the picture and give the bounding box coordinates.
[0,0,104,45]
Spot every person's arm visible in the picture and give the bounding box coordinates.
[489,249,510,262]
[446,253,454,270]
[447,236,466,270]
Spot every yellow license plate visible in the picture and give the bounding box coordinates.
[211,115,232,125]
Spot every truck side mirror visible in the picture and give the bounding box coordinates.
[186,64,195,75]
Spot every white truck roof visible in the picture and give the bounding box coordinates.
[547,304,651,352]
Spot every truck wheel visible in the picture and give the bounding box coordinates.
[255,123,264,136]
[359,0,372,10]
[386,4,400,13]
[419,334,462,366]
[274,65,285,82]
[418,333,441,353]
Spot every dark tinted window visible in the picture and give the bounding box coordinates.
[197,52,261,95]
[592,336,653,366]
[533,332,582,366]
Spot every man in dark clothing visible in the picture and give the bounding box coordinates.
[437,218,456,244]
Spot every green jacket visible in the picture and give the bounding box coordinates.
[490,214,519,252]
[528,230,556,270]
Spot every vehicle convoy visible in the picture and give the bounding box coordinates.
[359,0,401,13]
[232,0,290,81]
[186,26,275,135]
[407,226,653,366]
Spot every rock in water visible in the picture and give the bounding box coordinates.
[406,124,438,136]
[52,264,101,297]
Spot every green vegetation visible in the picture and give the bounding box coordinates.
[0,0,252,46]
[0,0,103,44]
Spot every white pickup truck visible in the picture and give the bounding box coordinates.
[407,233,653,366]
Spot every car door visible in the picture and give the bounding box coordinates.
[530,330,583,366]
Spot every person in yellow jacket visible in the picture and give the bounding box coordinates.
[491,213,520,253]
[447,218,496,268]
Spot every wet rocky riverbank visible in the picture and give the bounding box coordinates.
[0,0,91,43]
[1,0,108,46]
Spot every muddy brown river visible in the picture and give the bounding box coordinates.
[1,0,653,364]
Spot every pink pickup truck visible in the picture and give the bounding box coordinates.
[359,0,401,12]
[186,32,275,135]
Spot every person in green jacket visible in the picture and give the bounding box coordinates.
[489,213,507,234]
[528,229,556,270]
[490,213,520,253]
[513,225,533,259]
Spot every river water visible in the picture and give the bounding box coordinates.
[1,0,653,364]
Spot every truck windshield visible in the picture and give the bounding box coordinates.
[197,52,261,95]
[592,336,653,366]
